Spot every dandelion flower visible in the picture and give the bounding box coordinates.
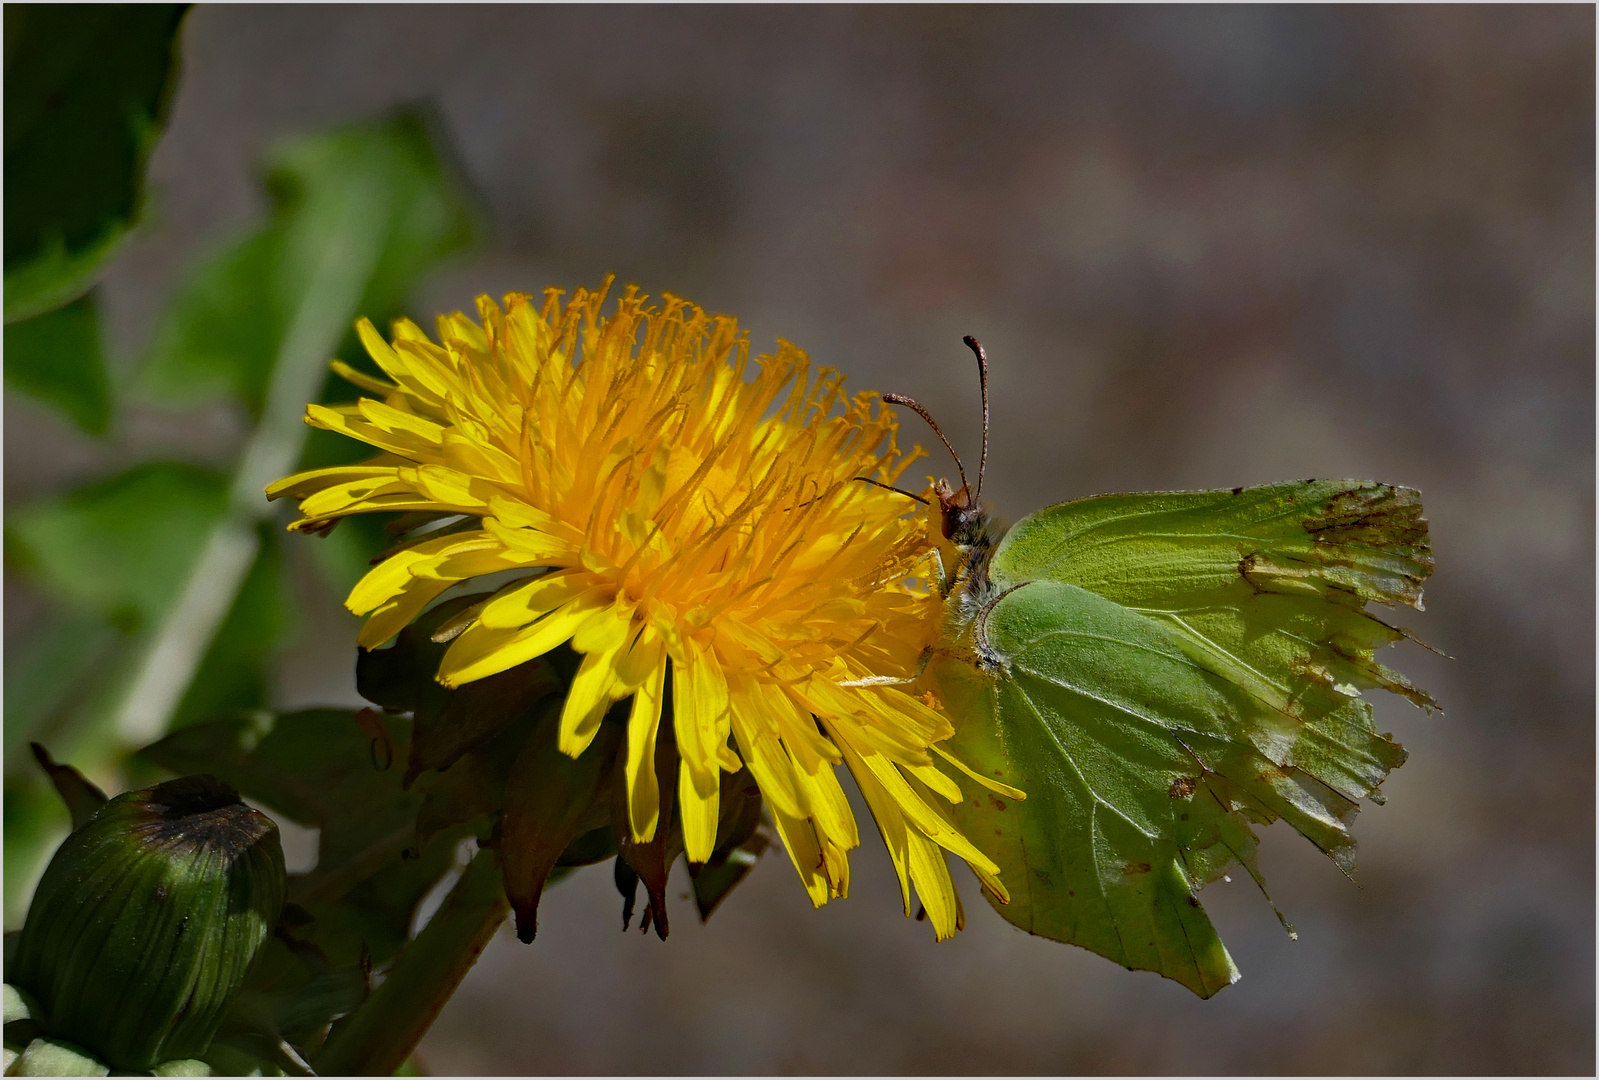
[268,281,1015,938]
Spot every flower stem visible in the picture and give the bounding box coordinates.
[311,849,508,1077]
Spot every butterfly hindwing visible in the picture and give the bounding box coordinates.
[989,479,1435,804]
[932,480,1436,996]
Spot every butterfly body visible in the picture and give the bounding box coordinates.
[899,341,1437,998]
[927,477,1006,658]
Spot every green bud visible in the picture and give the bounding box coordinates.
[12,775,285,1072]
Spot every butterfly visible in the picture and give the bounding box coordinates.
[887,337,1438,998]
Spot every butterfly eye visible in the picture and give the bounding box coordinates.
[942,502,965,541]
[932,478,966,540]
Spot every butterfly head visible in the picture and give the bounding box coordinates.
[933,476,989,550]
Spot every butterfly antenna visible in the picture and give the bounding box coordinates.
[962,335,990,503]
[852,476,930,504]
[881,392,970,496]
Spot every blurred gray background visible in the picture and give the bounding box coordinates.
[5,5,1593,1074]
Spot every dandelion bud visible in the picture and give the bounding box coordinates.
[12,775,285,1072]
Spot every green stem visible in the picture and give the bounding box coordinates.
[311,850,508,1077]
[112,179,389,747]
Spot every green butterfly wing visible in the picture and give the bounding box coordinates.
[932,480,1435,997]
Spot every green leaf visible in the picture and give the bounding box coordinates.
[2,609,120,766]
[25,744,105,830]
[933,479,1435,997]
[168,526,292,731]
[139,109,479,417]
[6,462,227,631]
[95,110,476,750]
[4,466,289,750]
[136,230,285,416]
[3,4,188,323]
[3,292,111,433]
[246,959,368,1039]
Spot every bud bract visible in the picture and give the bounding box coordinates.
[12,775,285,1072]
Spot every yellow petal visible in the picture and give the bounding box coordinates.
[904,761,964,805]
[266,465,400,502]
[792,757,858,852]
[411,548,536,582]
[298,476,416,521]
[347,531,494,615]
[484,516,580,560]
[623,631,666,842]
[615,621,663,689]
[438,582,612,686]
[768,804,831,908]
[678,758,720,865]
[820,836,851,899]
[906,831,962,941]
[841,743,913,916]
[357,577,456,650]
[487,496,563,532]
[408,465,491,512]
[930,743,1027,801]
[727,682,807,821]
[672,639,728,786]
[477,570,600,630]
[359,318,451,405]
[827,716,1000,879]
[443,431,522,485]
[557,611,633,758]
[329,359,397,397]
[306,403,443,462]
[766,683,842,768]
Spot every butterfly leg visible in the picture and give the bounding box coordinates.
[931,546,951,598]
